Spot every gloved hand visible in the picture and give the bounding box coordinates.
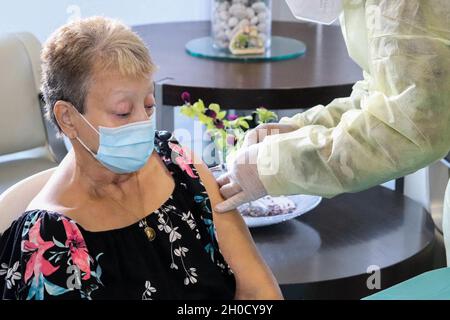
[215,143,268,213]
[242,123,299,148]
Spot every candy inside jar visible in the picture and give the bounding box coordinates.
[211,0,272,54]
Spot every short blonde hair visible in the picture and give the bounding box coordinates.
[41,16,156,134]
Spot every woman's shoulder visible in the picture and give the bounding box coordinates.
[20,209,71,224]
[154,130,202,180]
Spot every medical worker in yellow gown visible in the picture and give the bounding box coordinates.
[216,0,450,268]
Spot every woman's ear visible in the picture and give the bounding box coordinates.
[53,101,78,139]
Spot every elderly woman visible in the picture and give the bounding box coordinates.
[0,17,282,300]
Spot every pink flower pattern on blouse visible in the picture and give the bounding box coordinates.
[168,142,198,179]
[62,219,91,280]
[16,214,103,299]
[22,219,59,283]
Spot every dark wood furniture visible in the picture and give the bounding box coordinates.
[250,186,441,300]
[133,21,363,130]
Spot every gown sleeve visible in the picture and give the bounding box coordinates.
[257,0,450,198]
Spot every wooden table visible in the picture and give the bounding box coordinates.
[133,21,363,131]
[250,186,440,300]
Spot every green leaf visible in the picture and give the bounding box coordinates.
[44,279,70,296]
[52,237,66,248]
[208,103,221,114]
[239,121,250,129]
[193,99,206,113]
[198,113,213,125]
[255,107,278,124]
[180,105,195,118]
[217,111,227,120]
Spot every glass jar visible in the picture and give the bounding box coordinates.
[211,0,272,52]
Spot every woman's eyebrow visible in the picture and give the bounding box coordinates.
[110,83,154,98]
[111,89,132,97]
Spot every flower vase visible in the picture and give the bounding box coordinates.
[211,0,272,52]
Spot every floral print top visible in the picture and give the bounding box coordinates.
[0,131,236,300]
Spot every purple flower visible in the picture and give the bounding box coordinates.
[214,119,224,129]
[181,91,191,104]
[227,114,238,121]
[204,109,217,119]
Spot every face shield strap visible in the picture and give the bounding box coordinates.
[285,0,343,25]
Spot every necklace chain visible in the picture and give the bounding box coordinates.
[108,173,156,241]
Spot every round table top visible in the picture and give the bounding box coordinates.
[249,186,435,285]
[133,21,363,109]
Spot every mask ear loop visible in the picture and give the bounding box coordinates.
[76,136,98,158]
[68,103,100,157]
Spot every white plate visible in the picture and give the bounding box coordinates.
[240,195,322,228]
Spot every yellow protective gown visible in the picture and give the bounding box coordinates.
[257,0,450,257]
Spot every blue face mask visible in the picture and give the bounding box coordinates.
[75,110,156,174]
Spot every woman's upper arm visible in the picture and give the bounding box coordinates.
[193,159,283,299]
